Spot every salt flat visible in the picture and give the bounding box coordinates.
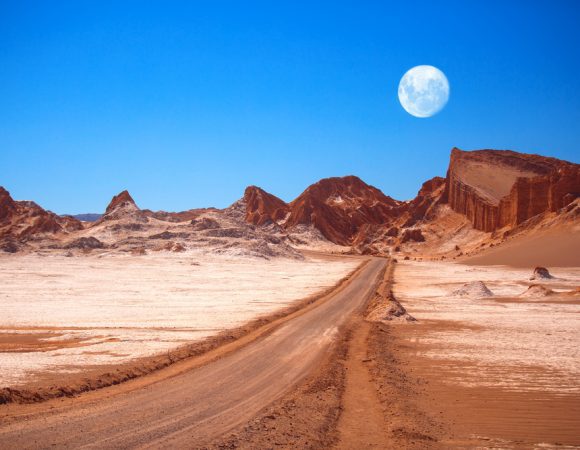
[0,253,359,387]
[394,261,580,393]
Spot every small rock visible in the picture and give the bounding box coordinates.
[530,266,553,280]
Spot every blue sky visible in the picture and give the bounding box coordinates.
[1,1,579,214]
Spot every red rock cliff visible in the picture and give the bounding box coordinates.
[444,148,579,232]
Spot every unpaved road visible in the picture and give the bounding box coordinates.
[0,258,385,449]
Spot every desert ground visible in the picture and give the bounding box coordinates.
[1,250,578,448]
[0,252,358,388]
[391,261,580,447]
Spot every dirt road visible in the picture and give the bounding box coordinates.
[0,257,386,449]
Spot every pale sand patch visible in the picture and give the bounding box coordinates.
[0,253,358,386]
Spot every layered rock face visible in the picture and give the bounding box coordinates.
[444,148,579,232]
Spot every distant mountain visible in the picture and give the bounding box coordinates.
[70,213,102,222]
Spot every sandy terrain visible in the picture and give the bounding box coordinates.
[0,253,358,387]
[392,260,580,447]
[465,225,580,267]
[0,258,385,448]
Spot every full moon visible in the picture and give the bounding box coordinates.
[398,65,449,118]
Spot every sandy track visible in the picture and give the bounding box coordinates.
[0,258,386,449]
[335,320,388,449]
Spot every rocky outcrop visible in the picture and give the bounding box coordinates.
[146,208,217,223]
[284,176,400,245]
[400,228,425,243]
[444,148,580,232]
[451,281,494,298]
[243,186,289,226]
[64,237,106,249]
[403,176,446,227]
[0,187,83,247]
[191,217,221,231]
[520,284,554,298]
[240,176,402,246]
[100,190,147,223]
[0,187,17,222]
[105,190,137,215]
[530,266,553,280]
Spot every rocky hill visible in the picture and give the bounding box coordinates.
[240,176,403,246]
[285,176,402,245]
[0,187,83,252]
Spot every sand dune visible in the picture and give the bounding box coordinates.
[465,225,580,267]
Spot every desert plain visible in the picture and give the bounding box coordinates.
[0,253,358,387]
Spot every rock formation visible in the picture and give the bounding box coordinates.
[285,176,401,245]
[0,187,83,250]
[403,176,446,227]
[0,187,17,222]
[451,281,494,298]
[242,186,289,226]
[520,284,554,298]
[530,266,553,280]
[105,190,137,215]
[400,228,425,243]
[99,190,148,223]
[444,148,579,232]
[64,237,106,250]
[240,176,402,246]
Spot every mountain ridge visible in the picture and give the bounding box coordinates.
[1,147,578,257]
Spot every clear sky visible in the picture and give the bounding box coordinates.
[1,1,579,214]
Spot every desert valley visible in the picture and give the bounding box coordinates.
[0,147,578,448]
